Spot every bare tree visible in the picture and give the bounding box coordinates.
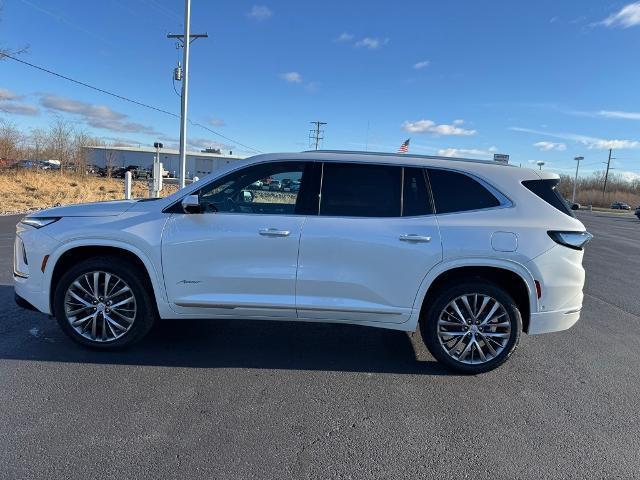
[47,118,75,173]
[104,149,117,177]
[0,119,24,163]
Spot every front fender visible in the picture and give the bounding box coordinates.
[44,238,168,313]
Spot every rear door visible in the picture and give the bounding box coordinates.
[295,163,442,324]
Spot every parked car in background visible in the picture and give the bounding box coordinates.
[564,198,580,211]
[268,179,282,191]
[611,201,631,210]
[635,206,640,220]
[134,168,151,180]
[14,151,593,373]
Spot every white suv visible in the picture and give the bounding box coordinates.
[14,151,592,373]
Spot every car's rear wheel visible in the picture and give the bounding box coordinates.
[421,281,522,374]
[53,256,156,349]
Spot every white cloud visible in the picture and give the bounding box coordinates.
[413,60,430,70]
[618,171,640,182]
[0,88,21,101]
[40,94,159,134]
[533,141,567,151]
[280,72,302,83]
[598,110,640,120]
[354,37,388,49]
[599,2,640,28]
[335,32,354,42]
[208,118,225,127]
[0,102,39,116]
[247,5,272,21]
[305,81,320,93]
[437,147,497,158]
[402,119,477,136]
[511,126,640,150]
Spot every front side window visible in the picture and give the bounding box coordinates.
[428,168,501,214]
[320,163,402,217]
[196,161,312,215]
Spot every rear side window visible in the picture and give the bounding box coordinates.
[428,169,501,214]
[320,163,401,217]
[522,179,575,217]
[403,167,433,216]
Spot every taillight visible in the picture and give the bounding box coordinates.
[547,231,593,250]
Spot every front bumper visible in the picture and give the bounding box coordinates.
[15,292,39,312]
[13,222,61,316]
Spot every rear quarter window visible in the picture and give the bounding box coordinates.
[428,169,501,214]
[521,179,575,217]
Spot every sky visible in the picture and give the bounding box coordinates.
[1,0,640,179]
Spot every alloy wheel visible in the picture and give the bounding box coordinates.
[63,271,137,342]
[436,293,511,365]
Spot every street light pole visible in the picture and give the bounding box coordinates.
[572,156,584,204]
[177,0,191,190]
[167,6,207,190]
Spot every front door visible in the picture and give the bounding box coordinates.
[295,163,442,324]
[162,161,315,318]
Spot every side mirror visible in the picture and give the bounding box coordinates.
[181,194,201,214]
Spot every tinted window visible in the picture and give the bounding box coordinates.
[402,167,433,216]
[522,179,575,218]
[320,163,401,217]
[196,162,313,215]
[428,169,501,214]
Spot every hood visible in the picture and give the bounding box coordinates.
[29,200,138,218]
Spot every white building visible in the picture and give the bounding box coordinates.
[84,145,245,178]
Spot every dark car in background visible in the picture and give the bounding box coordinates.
[635,206,640,220]
[611,201,631,210]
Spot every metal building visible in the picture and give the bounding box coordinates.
[84,145,245,178]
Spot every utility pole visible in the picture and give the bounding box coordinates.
[167,0,208,189]
[309,121,327,150]
[572,156,584,204]
[602,148,613,199]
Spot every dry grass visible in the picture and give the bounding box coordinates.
[0,169,179,215]
[573,189,640,209]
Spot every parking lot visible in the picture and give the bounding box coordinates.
[0,210,639,479]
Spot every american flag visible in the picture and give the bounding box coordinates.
[397,138,410,154]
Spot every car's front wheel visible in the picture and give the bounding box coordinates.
[421,281,522,374]
[53,256,156,349]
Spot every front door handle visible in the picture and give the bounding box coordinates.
[399,234,432,243]
[259,228,291,237]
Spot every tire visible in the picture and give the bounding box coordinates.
[421,281,522,374]
[53,256,157,350]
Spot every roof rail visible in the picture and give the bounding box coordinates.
[302,149,511,166]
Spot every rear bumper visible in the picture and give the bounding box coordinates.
[528,307,581,335]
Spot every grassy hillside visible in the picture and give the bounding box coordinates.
[0,169,179,215]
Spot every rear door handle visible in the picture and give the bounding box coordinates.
[259,228,291,237]
[399,234,431,243]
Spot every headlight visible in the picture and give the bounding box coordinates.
[20,217,60,229]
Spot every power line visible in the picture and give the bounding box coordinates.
[0,52,263,154]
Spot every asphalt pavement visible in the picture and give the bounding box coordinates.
[1,211,639,479]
